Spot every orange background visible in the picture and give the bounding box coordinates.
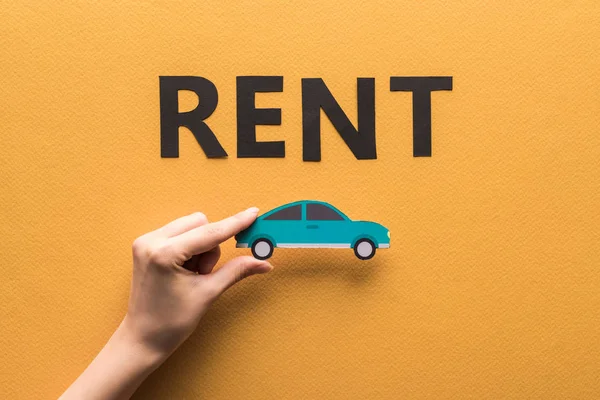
[1,1,599,398]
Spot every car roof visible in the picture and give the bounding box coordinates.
[260,200,348,218]
[280,200,333,208]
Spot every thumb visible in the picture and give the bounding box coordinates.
[208,256,273,297]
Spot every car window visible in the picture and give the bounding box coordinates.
[306,203,344,221]
[264,205,302,220]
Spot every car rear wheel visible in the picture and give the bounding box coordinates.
[251,238,274,260]
[354,239,375,260]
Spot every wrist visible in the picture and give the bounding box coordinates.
[59,317,168,400]
[111,317,170,370]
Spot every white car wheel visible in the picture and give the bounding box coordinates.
[354,239,375,260]
[251,239,274,260]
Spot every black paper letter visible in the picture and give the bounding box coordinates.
[237,76,285,158]
[390,76,453,157]
[302,78,376,161]
[159,76,227,158]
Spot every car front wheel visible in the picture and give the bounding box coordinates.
[251,238,274,260]
[354,239,376,260]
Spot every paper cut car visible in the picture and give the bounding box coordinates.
[235,200,390,260]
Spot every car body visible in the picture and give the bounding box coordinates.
[235,200,390,260]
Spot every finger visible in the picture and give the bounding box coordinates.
[170,207,259,257]
[181,246,220,273]
[206,256,273,297]
[196,245,221,275]
[182,253,202,273]
[160,212,208,237]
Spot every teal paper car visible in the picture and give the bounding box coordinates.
[235,200,390,260]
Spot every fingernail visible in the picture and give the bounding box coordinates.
[245,207,259,215]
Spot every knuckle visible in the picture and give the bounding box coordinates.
[206,224,224,238]
[146,248,161,264]
[147,243,172,265]
[132,236,148,258]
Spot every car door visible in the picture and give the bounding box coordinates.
[304,203,351,246]
[259,204,304,246]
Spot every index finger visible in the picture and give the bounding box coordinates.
[170,207,259,257]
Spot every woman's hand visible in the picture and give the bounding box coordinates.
[60,207,273,400]
[125,207,272,357]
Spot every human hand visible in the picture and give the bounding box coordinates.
[60,207,273,400]
[123,207,273,359]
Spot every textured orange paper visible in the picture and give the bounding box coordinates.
[1,1,599,399]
